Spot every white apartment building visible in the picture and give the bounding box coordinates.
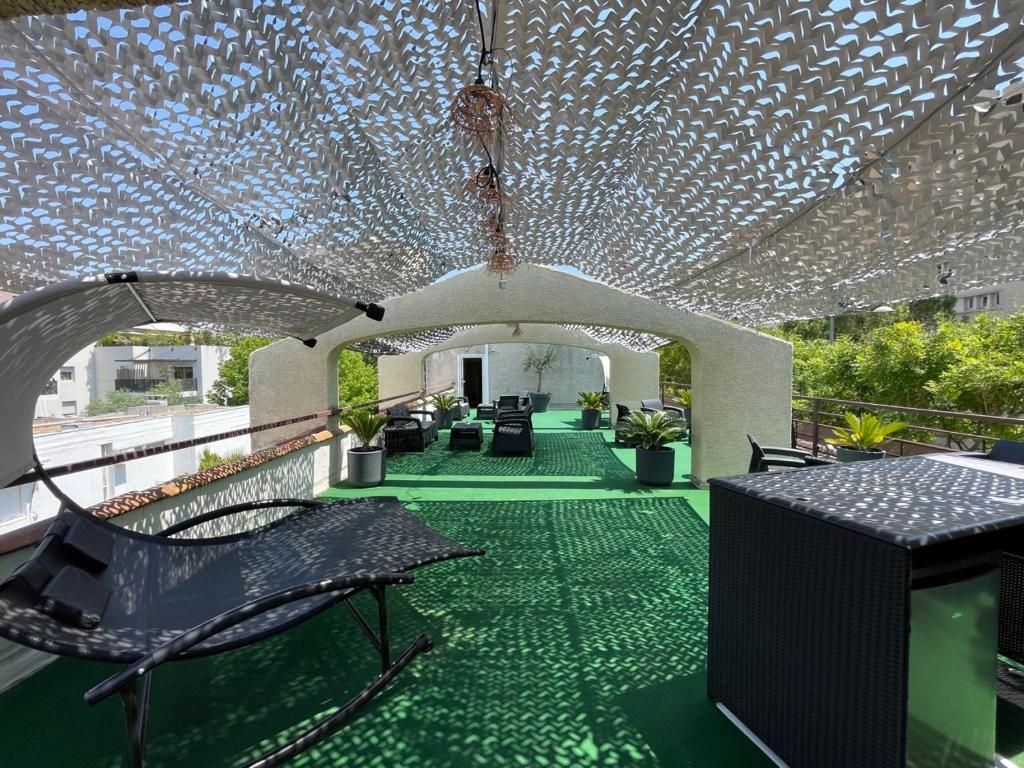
[34,343,230,419]
[956,280,1024,320]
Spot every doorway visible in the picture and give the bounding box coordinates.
[459,355,485,406]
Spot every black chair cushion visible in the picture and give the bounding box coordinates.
[37,565,111,629]
[63,515,114,572]
[989,440,1024,466]
[389,404,411,418]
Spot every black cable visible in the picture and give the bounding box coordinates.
[474,0,487,82]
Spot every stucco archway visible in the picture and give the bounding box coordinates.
[376,324,659,421]
[250,265,792,483]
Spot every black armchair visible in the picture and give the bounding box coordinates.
[746,434,833,473]
[640,398,686,418]
[454,397,471,420]
[492,417,534,456]
[384,404,439,454]
[497,395,522,412]
[613,404,638,446]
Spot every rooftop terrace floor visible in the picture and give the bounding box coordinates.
[3,410,1024,766]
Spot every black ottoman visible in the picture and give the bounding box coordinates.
[450,422,483,451]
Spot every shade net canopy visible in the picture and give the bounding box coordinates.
[1,1,1023,324]
[0,272,368,488]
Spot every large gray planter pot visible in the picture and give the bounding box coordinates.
[581,409,602,429]
[347,447,386,487]
[530,393,551,412]
[636,446,675,487]
[835,446,886,463]
[436,409,455,430]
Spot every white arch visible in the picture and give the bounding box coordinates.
[250,265,792,483]
[377,324,659,424]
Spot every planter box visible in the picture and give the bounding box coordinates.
[636,446,675,486]
[836,446,886,463]
[347,447,386,487]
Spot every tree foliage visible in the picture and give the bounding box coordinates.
[209,336,274,406]
[338,350,378,407]
[84,390,148,416]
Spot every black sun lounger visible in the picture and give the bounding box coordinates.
[0,488,482,768]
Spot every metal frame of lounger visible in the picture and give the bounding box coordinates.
[0,463,483,768]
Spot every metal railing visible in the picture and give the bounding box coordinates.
[115,377,199,393]
[659,381,1024,456]
[8,383,454,488]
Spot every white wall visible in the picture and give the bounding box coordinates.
[0,407,250,534]
[33,344,96,419]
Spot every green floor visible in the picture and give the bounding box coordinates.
[2,410,1021,766]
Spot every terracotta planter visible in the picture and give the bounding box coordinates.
[347,447,386,487]
[636,446,675,486]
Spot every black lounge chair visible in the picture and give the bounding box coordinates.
[492,416,534,456]
[613,404,639,445]
[746,433,833,473]
[384,404,439,454]
[0,479,483,768]
[640,398,686,419]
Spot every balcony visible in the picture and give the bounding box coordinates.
[114,377,198,394]
[3,408,1024,767]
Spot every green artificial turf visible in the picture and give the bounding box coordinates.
[3,411,1018,766]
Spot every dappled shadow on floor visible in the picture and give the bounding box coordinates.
[390,429,639,479]
[1,497,726,768]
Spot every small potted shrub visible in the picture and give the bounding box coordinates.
[523,345,557,413]
[621,410,686,486]
[342,409,390,487]
[576,391,606,430]
[827,412,905,462]
[430,392,460,429]
[673,387,693,427]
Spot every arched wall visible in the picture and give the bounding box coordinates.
[376,324,659,421]
[250,264,792,484]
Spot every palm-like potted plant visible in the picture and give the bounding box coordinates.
[826,412,905,462]
[341,409,390,487]
[621,410,686,486]
[673,387,693,427]
[523,345,557,412]
[576,391,606,429]
[430,392,460,430]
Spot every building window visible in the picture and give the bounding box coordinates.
[993,293,1001,306]
[41,379,58,395]
[60,366,75,381]
[965,297,974,310]
[980,295,989,308]
[61,400,77,417]
[173,366,194,380]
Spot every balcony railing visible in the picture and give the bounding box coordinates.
[115,377,198,393]
[660,380,1024,456]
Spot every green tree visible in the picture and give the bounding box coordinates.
[209,337,274,406]
[147,378,201,406]
[657,341,691,385]
[338,350,378,407]
[84,390,148,416]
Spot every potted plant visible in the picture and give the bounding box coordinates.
[576,390,606,429]
[341,409,390,487]
[673,387,693,427]
[827,412,905,462]
[523,345,557,412]
[430,392,460,429]
[621,410,686,486]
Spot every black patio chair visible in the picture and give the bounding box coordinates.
[0,468,483,768]
[613,404,639,446]
[640,398,686,419]
[492,417,534,456]
[384,404,438,454]
[746,434,833,473]
[497,395,522,413]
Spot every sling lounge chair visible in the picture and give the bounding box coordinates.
[0,273,484,768]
